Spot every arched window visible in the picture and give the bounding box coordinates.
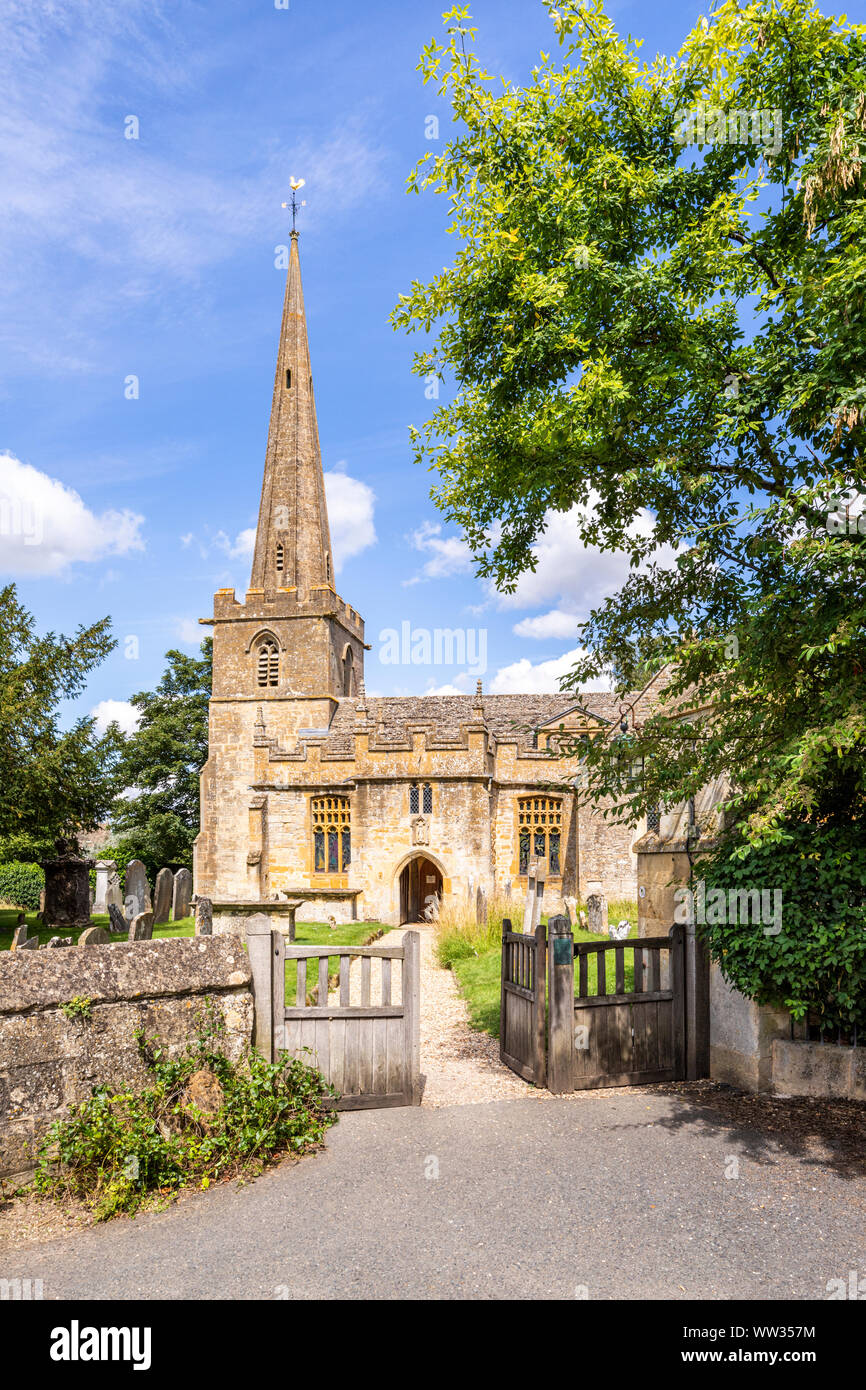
[257,640,279,688]
[285,369,292,389]
[311,796,351,874]
[276,543,285,573]
[518,797,562,876]
[342,646,354,697]
[409,783,433,816]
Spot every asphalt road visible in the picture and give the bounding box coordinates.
[3,1092,864,1300]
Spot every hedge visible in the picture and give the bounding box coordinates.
[0,861,45,912]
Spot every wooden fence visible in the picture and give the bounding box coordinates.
[247,920,421,1109]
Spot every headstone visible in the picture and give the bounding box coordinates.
[128,911,154,942]
[11,922,30,949]
[578,910,588,930]
[153,867,173,924]
[41,839,93,930]
[93,859,117,913]
[124,860,151,918]
[564,896,579,927]
[79,925,110,946]
[108,903,127,935]
[522,861,545,934]
[15,935,38,950]
[171,868,192,922]
[105,866,124,911]
[586,882,608,936]
[194,896,213,937]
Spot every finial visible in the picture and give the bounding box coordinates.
[356,678,367,717]
[476,679,483,699]
[281,177,307,235]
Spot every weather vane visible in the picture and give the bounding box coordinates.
[282,176,306,233]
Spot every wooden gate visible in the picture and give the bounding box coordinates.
[499,916,697,1092]
[499,922,546,1086]
[247,921,421,1109]
[548,920,686,1092]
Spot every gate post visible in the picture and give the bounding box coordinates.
[547,914,574,1094]
[246,913,276,1060]
[684,919,710,1079]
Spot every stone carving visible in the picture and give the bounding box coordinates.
[124,861,151,919]
[128,911,154,942]
[153,867,173,924]
[41,839,93,930]
[108,903,127,934]
[411,816,429,847]
[79,925,111,946]
[172,868,192,922]
[194,897,214,937]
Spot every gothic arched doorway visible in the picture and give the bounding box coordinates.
[399,855,443,924]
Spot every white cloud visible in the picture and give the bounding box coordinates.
[0,452,145,576]
[175,617,204,645]
[513,609,581,641]
[489,647,611,695]
[324,470,376,571]
[90,699,140,736]
[495,499,676,614]
[405,521,474,586]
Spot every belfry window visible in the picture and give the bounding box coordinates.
[285,369,292,389]
[518,797,562,877]
[311,796,351,874]
[257,640,279,688]
[409,783,433,816]
[276,543,285,573]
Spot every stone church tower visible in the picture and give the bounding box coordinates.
[197,229,661,929]
[195,231,366,907]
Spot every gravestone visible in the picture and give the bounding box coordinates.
[14,935,38,950]
[193,896,213,937]
[41,839,93,930]
[11,922,30,950]
[124,861,151,918]
[172,868,192,922]
[128,911,154,942]
[585,882,608,936]
[105,866,123,911]
[153,867,173,924]
[93,860,117,913]
[107,903,127,935]
[79,925,110,946]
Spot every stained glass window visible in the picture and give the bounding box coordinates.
[311,796,351,875]
[517,797,564,878]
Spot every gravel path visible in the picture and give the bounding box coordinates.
[341,923,535,1107]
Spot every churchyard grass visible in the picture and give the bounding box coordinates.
[0,908,194,948]
[444,900,640,1038]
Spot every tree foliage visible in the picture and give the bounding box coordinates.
[0,584,120,844]
[393,1,866,1017]
[111,640,212,873]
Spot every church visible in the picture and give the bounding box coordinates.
[194,230,660,927]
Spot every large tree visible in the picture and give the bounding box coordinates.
[393,2,866,1023]
[111,640,212,873]
[0,584,120,847]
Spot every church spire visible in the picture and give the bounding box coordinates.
[250,230,334,598]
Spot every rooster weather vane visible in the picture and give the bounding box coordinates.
[282,177,307,234]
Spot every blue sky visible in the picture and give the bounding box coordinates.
[1,0,859,732]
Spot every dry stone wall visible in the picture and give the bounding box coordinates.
[0,937,253,1181]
